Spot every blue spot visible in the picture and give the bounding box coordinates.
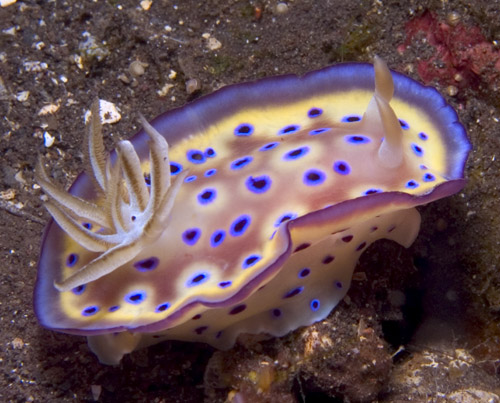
[423,173,435,182]
[155,302,170,313]
[278,124,300,135]
[246,175,272,193]
[406,180,419,189]
[242,254,261,269]
[411,143,424,156]
[82,222,92,230]
[210,230,226,247]
[186,149,206,164]
[186,272,210,287]
[205,147,216,158]
[299,268,311,278]
[182,228,201,246]
[72,284,86,295]
[108,305,119,312]
[230,156,253,170]
[345,135,371,144]
[309,128,331,136]
[272,308,282,317]
[333,161,351,175]
[134,257,159,272]
[218,281,232,288]
[283,286,304,299]
[399,119,410,130]
[274,212,297,227]
[230,214,251,236]
[310,299,320,311]
[341,114,361,122]
[303,169,326,186]
[144,174,151,186]
[334,281,343,289]
[283,146,310,161]
[125,290,147,305]
[229,304,246,315]
[184,175,197,183]
[234,123,254,136]
[419,132,428,141]
[363,188,382,195]
[66,253,78,267]
[308,107,322,118]
[204,168,217,177]
[170,162,182,175]
[82,306,99,316]
[197,188,217,205]
[259,142,279,151]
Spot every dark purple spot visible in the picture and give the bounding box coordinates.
[229,304,246,315]
[192,314,202,320]
[283,146,310,161]
[294,243,311,252]
[310,299,320,311]
[411,143,423,157]
[216,331,222,338]
[333,160,350,175]
[246,175,272,193]
[187,149,206,164]
[418,132,428,141]
[388,225,396,233]
[230,215,251,236]
[66,253,78,267]
[363,188,382,195]
[406,180,419,189]
[345,135,371,144]
[299,268,311,278]
[234,123,254,136]
[242,254,261,269]
[82,222,92,230]
[341,114,361,122]
[283,286,304,299]
[205,147,216,157]
[170,162,182,175]
[143,173,151,186]
[278,124,300,135]
[272,309,282,317]
[187,272,210,287]
[82,306,99,316]
[155,302,170,313]
[210,230,226,247]
[308,107,323,118]
[204,168,217,177]
[335,281,343,289]
[322,255,335,264]
[230,156,253,170]
[134,257,159,272]
[274,212,297,227]
[342,235,353,243]
[370,226,378,232]
[72,284,86,295]
[218,281,232,288]
[399,119,409,130]
[356,242,367,251]
[182,228,201,245]
[309,128,331,136]
[197,188,217,205]
[108,305,119,312]
[423,173,435,182]
[260,142,279,151]
[125,291,146,305]
[303,169,326,186]
[194,326,208,335]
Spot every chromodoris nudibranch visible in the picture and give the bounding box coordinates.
[35,57,470,365]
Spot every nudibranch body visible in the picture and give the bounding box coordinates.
[35,58,470,365]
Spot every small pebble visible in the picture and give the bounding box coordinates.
[207,37,222,50]
[276,2,289,14]
[185,78,201,94]
[129,60,148,77]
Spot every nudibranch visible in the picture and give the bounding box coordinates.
[35,57,470,365]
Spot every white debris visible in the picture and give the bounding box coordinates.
[1,0,17,7]
[84,100,121,125]
[38,103,60,115]
[206,37,222,50]
[43,131,55,148]
[16,91,30,102]
[140,0,152,10]
[157,83,174,97]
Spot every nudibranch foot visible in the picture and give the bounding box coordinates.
[36,100,186,292]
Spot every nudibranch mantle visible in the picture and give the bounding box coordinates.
[35,57,470,365]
